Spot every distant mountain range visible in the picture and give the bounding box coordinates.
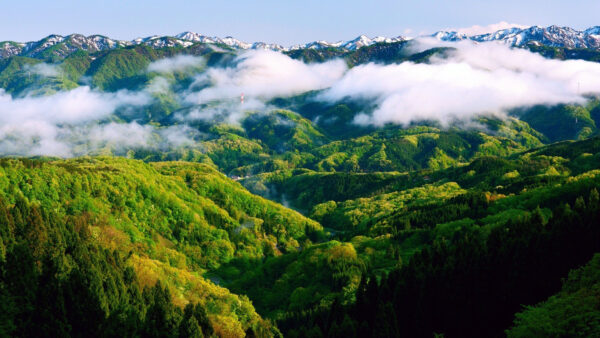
[433,25,600,49]
[1,25,599,60]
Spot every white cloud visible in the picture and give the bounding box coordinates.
[0,120,199,158]
[74,123,198,154]
[84,122,155,150]
[147,54,204,73]
[319,40,600,126]
[185,50,347,104]
[24,63,61,77]
[4,40,600,156]
[176,97,266,125]
[0,86,151,156]
[0,86,149,125]
[146,76,171,94]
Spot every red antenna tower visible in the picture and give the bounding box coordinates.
[240,93,244,104]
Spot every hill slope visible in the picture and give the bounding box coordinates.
[0,156,325,336]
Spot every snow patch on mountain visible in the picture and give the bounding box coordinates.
[453,22,529,36]
[2,25,600,61]
[433,25,600,49]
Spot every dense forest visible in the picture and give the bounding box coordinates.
[0,137,598,337]
[0,36,599,337]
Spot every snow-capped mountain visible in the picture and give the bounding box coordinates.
[430,31,469,42]
[250,42,285,51]
[289,40,341,50]
[136,36,194,48]
[1,25,600,61]
[432,25,600,49]
[340,35,404,50]
[288,35,404,51]
[174,32,259,49]
[0,32,408,60]
[2,34,130,59]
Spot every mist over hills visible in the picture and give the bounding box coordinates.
[1,22,600,337]
[1,26,599,162]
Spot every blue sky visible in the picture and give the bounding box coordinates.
[2,0,599,45]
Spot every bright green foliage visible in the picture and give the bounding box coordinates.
[86,46,160,90]
[0,193,278,337]
[250,170,405,212]
[0,157,320,269]
[0,56,78,95]
[517,103,598,142]
[0,38,600,337]
[236,136,600,324]
[199,130,269,173]
[221,240,367,318]
[60,50,93,82]
[0,157,323,336]
[243,110,328,153]
[239,119,546,210]
[310,182,465,232]
[280,183,600,337]
[0,56,41,91]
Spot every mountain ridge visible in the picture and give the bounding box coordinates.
[2,24,600,61]
[433,25,600,49]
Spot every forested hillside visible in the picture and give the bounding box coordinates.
[1,30,600,337]
[0,157,324,337]
[3,136,599,337]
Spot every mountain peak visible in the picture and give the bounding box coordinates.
[431,25,600,49]
[1,25,600,61]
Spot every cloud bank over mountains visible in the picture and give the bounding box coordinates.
[322,40,600,125]
[1,39,600,156]
[185,50,346,103]
[147,54,205,74]
[0,86,196,157]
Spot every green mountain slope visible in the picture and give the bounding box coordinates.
[0,156,325,336]
[274,137,600,337]
[239,117,545,211]
[0,33,600,337]
[195,137,600,329]
[514,101,599,142]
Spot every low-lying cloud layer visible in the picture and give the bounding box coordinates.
[176,45,600,127]
[148,54,205,73]
[25,63,62,77]
[185,50,347,103]
[320,40,600,126]
[1,42,600,157]
[0,87,152,156]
